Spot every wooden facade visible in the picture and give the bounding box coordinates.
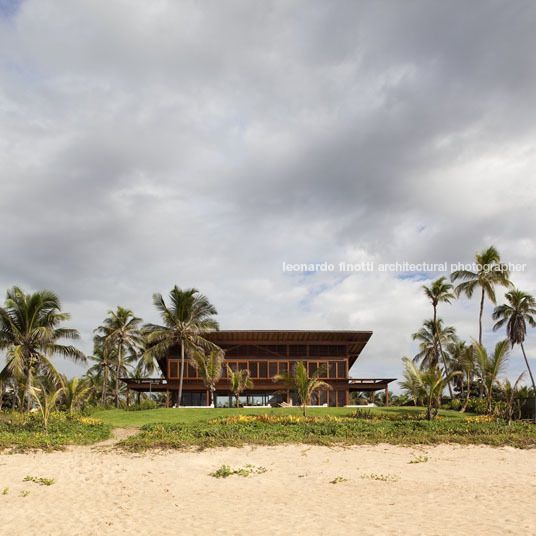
[122,330,396,407]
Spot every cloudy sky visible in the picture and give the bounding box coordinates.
[1,0,535,390]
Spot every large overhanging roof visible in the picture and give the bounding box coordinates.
[204,330,373,366]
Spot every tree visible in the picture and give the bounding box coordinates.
[87,342,115,407]
[474,339,510,414]
[399,359,422,406]
[492,289,536,422]
[228,366,254,408]
[402,358,461,420]
[412,319,456,369]
[422,277,456,397]
[448,341,476,413]
[62,376,92,414]
[274,361,331,417]
[29,384,64,434]
[496,372,525,425]
[189,349,225,406]
[144,287,219,407]
[0,287,85,411]
[94,307,143,408]
[451,246,511,345]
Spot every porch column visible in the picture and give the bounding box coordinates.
[385,387,389,407]
[206,390,210,407]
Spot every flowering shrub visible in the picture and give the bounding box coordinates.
[463,414,496,423]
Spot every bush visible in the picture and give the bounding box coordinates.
[448,399,462,411]
[465,398,489,415]
[125,400,160,411]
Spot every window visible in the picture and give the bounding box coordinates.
[269,362,277,378]
[329,391,336,407]
[337,361,346,378]
[278,362,288,374]
[239,362,248,371]
[318,364,328,379]
[187,364,197,378]
[258,361,267,378]
[169,361,178,378]
[309,362,318,376]
[229,362,237,373]
[319,390,327,405]
[337,391,346,407]
[329,362,337,379]
[249,361,258,378]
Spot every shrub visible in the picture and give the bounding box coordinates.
[448,399,462,411]
[125,400,160,411]
[465,398,489,415]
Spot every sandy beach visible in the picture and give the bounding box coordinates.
[1,436,535,536]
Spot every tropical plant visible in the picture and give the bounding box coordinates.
[62,376,92,414]
[495,372,525,425]
[492,289,536,422]
[87,342,115,407]
[412,319,456,369]
[474,339,511,414]
[228,366,254,408]
[449,341,476,413]
[189,349,225,406]
[422,277,456,396]
[0,287,85,411]
[274,361,331,417]
[401,358,461,420]
[400,358,422,406]
[451,246,511,344]
[144,287,219,407]
[29,384,64,433]
[94,307,143,408]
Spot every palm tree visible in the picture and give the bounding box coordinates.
[496,372,525,425]
[94,307,143,408]
[402,358,461,420]
[228,366,254,408]
[412,319,456,369]
[29,384,64,433]
[87,340,115,406]
[400,358,422,406]
[422,277,456,397]
[449,341,476,413]
[189,349,225,406]
[474,339,510,414]
[492,289,536,421]
[274,361,331,417]
[0,287,85,411]
[451,246,511,345]
[62,376,92,414]
[144,287,219,407]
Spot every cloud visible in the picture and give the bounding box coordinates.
[1,0,535,388]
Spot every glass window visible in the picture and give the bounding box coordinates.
[329,390,336,407]
[169,361,178,378]
[278,362,288,374]
[329,362,337,379]
[338,391,346,407]
[187,364,197,378]
[309,362,318,376]
[258,361,267,378]
[238,362,248,371]
[319,363,328,378]
[269,362,277,378]
[249,361,258,378]
[229,362,237,373]
[337,361,346,378]
[290,361,298,375]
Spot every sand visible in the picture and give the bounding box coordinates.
[1,435,535,536]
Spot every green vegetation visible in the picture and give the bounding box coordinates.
[361,473,399,482]
[329,476,348,484]
[21,490,30,497]
[190,349,225,406]
[274,361,331,417]
[409,455,429,464]
[2,487,8,495]
[228,366,254,408]
[209,464,267,478]
[116,410,536,452]
[23,476,55,486]
[0,412,110,452]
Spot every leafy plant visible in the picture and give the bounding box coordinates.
[29,385,64,433]
[227,366,254,408]
[189,349,225,406]
[329,476,348,484]
[361,473,399,482]
[409,455,429,464]
[274,361,331,417]
[209,464,267,478]
[2,487,8,495]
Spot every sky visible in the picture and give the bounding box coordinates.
[1,0,536,391]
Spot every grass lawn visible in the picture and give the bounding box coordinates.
[92,406,467,428]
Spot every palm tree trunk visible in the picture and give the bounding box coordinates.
[115,344,122,409]
[235,393,239,408]
[520,342,536,424]
[25,364,33,412]
[101,366,107,407]
[460,372,471,413]
[478,287,485,345]
[178,340,185,407]
[434,305,454,398]
[137,391,141,405]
